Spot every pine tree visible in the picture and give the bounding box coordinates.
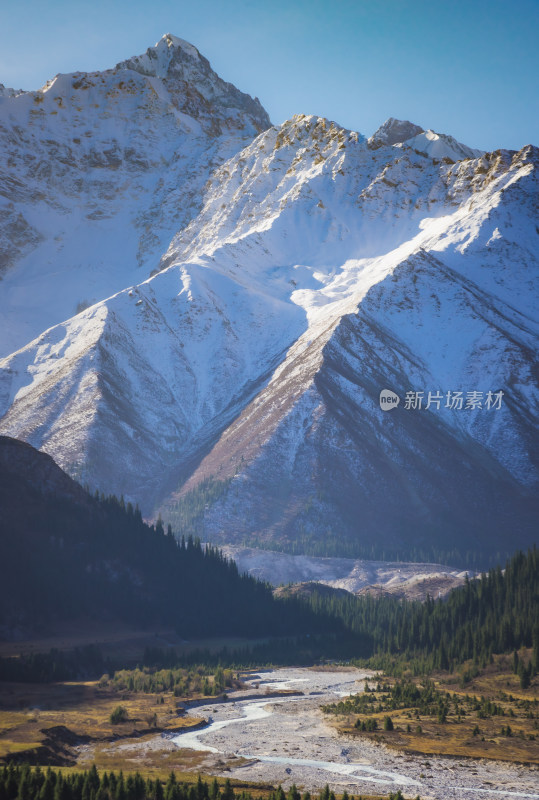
[220,780,234,800]
[286,786,300,800]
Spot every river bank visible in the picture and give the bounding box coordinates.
[170,667,539,800]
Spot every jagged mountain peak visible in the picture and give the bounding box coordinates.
[368,117,424,148]
[162,32,202,59]
[368,117,483,163]
[0,31,273,357]
[116,33,271,132]
[0,83,21,98]
[114,32,269,129]
[116,32,204,79]
[273,114,364,148]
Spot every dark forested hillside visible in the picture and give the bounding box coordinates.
[302,547,539,672]
[1,436,537,676]
[0,437,328,639]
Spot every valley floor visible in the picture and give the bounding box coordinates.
[87,668,539,800]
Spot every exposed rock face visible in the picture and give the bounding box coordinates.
[115,33,269,136]
[368,117,424,147]
[222,544,470,600]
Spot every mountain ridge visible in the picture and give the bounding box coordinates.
[0,434,325,641]
[0,37,537,562]
[0,34,270,357]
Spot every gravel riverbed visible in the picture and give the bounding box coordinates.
[170,667,539,800]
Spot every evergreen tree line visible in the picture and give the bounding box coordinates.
[0,765,417,800]
[137,632,371,672]
[2,449,537,682]
[110,547,539,678]
[301,547,539,672]
[323,678,534,724]
[0,484,339,641]
[0,632,371,685]
[1,548,536,684]
[7,548,538,683]
[241,533,509,572]
[0,647,107,684]
[104,664,235,696]
[146,547,538,674]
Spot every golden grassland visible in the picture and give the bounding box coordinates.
[332,653,539,765]
[0,677,204,768]
[0,676,387,798]
[0,626,272,780]
[3,636,536,800]
[0,669,398,800]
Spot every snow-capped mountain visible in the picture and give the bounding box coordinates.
[156,122,538,556]
[0,38,537,560]
[0,33,269,357]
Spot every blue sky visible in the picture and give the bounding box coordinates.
[1,0,537,151]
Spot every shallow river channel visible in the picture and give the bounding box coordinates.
[171,668,539,800]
